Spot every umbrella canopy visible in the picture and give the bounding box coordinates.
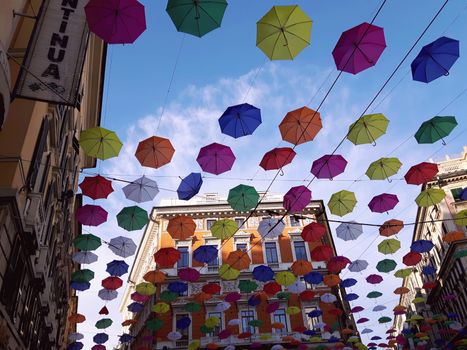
[348,259,368,272]
[403,252,422,266]
[321,293,337,303]
[394,287,410,295]
[106,260,129,277]
[135,282,156,296]
[328,190,357,216]
[178,267,200,283]
[227,184,259,212]
[79,127,122,159]
[226,250,251,270]
[366,157,402,180]
[79,175,113,200]
[376,259,397,273]
[252,265,274,282]
[219,103,262,138]
[193,245,218,263]
[108,236,137,258]
[327,255,351,273]
[256,5,312,60]
[310,245,333,261]
[154,247,180,268]
[135,136,175,169]
[73,234,101,251]
[224,292,241,303]
[202,283,221,294]
[347,114,389,145]
[260,147,296,171]
[211,219,238,240]
[166,0,227,37]
[411,37,460,83]
[184,302,202,313]
[102,276,123,290]
[366,274,383,284]
[98,288,118,301]
[311,154,348,179]
[367,291,382,299]
[238,280,258,293]
[415,116,457,144]
[378,238,401,255]
[341,278,357,288]
[275,271,296,286]
[167,215,196,240]
[76,204,108,226]
[279,107,322,145]
[336,221,363,241]
[301,222,326,242]
[378,316,392,324]
[72,251,98,265]
[196,143,235,175]
[117,206,148,231]
[168,281,188,294]
[411,240,434,253]
[71,269,95,283]
[379,219,404,237]
[177,172,203,201]
[332,22,386,74]
[291,260,312,276]
[405,162,439,185]
[394,268,412,278]
[143,270,166,284]
[258,218,285,239]
[283,185,312,213]
[122,176,159,203]
[454,210,467,226]
[287,280,306,294]
[219,264,240,280]
[415,188,445,207]
[368,193,399,213]
[167,331,182,341]
[443,231,465,243]
[95,318,113,329]
[323,274,341,287]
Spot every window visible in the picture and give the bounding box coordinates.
[208,312,222,336]
[293,241,308,260]
[289,215,301,227]
[304,307,323,330]
[240,310,255,334]
[265,242,279,263]
[207,219,216,230]
[177,247,189,268]
[272,309,288,334]
[176,314,190,339]
[236,243,247,252]
[451,188,463,201]
[235,218,245,229]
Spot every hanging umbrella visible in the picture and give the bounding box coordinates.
[178,267,200,283]
[405,162,439,185]
[202,283,221,294]
[69,313,86,324]
[321,293,337,303]
[366,157,402,181]
[69,333,84,342]
[252,265,274,282]
[193,245,218,263]
[332,22,386,74]
[461,188,467,201]
[211,219,238,240]
[79,175,113,200]
[443,231,465,243]
[341,278,357,288]
[135,136,175,169]
[160,290,178,302]
[361,329,373,334]
[260,147,296,171]
[135,282,156,296]
[368,193,399,213]
[311,245,333,261]
[378,238,401,255]
[196,143,235,175]
[323,274,341,287]
[454,210,467,226]
[347,114,389,145]
[184,302,202,313]
[327,256,351,273]
[154,247,180,268]
[283,185,312,213]
[76,204,108,226]
[98,288,118,301]
[79,127,122,159]
[219,264,240,280]
[415,116,458,144]
[336,221,363,241]
[117,206,148,231]
[219,103,262,138]
[258,218,285,239]
[166,0,227,37]
[378,316,392,324]
[379,219,404,237]
[226,250,251,270]
[345,293,359,301]
[403,252,422,266]
[143,270,166,284]
[122,176,159,203]
[227,184,259,212]
[177,172,203,201]
[168,281,188,295]
[167,331,182,341]
[304,271,323,284]
[367,291,383,299]
[238,280,258,293]
[411,239,434,253]
[275,271,296,287]
[108,236,137,258]
[348,259,368,272]
[376,259,397,273]
[328,190,357,216]
[70,281,90,291]
[102,276,123,290]
[67,342,84,350]
[279,106,322,145]
[311,154,348,179]
[256,5,312,60]
[95,318,113,329]
[394,287,410,295]
[366,274,383,284]
[71,269,94,283]
[411,37,460,83]
[167,215,196,240]
[301,222,326,242]
[287,280,306,294]
[146,318,164,331]
[224,292,241,303]
[291,260,312,276]
[415,188,445,207]
[394,268,412,278]
[73,234,102,253]
[72,251,98,264]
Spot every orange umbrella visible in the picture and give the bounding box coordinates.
[379,219,404,237]
[282,335,296,342]
[279,106,323,145]
[167,215,196,240]
[341,328,354,335]
[122,319,137,326]
[272,322,285,329]
[206,343,219,350]
[394,287,410,295]
[68,313,86,323]
[135,136,175,169]
[323,274,341,287]
[291,259,312,276]
[393,305,407,312]
[226,250,251,270]
[143,270,166,284]
[443,231,464,243]
[193,292,212,302]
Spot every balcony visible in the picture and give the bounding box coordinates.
[207,266,219,273]
[175,339,189,348]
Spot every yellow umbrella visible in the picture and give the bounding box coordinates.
[412,297,426,304]
[79,126,123,160]
[218,264,240,280]
[188,340,200,350]
[205,316,220,328]
[275,271,296,287]
[211,219,238,240]
[260,334,272,340]
[153,302,170,314]
[135,282,156,295]
[286,306,300,315]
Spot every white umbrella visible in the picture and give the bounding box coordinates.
[122,175,159,203]
[98,288,118,301]
[167,331,182,341]
[108,236,137,258]
[214,301,230,312]
[228,318,240,326]
[72,251,98,264]
[320,293,337,303]
[68,332,84,341]
[287,280,306,294]
[336,221,363,241]
[258,218,285,239]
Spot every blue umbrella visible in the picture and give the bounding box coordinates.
[411,239,434,253]
[307,309,322,318]
[303,271,323,285]
[371,336,382,340]
[372,305,386,312]
[93,333,109,344]
[106,260,129,277]
[411,36,460,83]
[168,281,188,295]
[340,278,357,288]
[127,302,144,313]
[119,334,133,343]
[422,265,436,275]
[177,172,203,200]
[345,293,359,301]
[70,281,91,291]
[304,330,317,336]
[176,316,191,329]
[67,342,83,350]
[327,336,340,343]
[219,103,262,138]
[193,245,218,263]
[248,294,261,307]
[401,329,412,335]
[361,328,373,334]
[252,265,274,282]
[460,188,467,201]
[348,259,368,272]
[447,312,458,319]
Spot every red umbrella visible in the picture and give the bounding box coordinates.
[403,252,422,266]
[379,219,404,237]
[135,136,175,169]
[79,175,113,200]
[76,204,108,226]
[202,283,221,294]
[263,281,281,295]
[351,306,364,313]
[366,274,383,284]
[102,276,123,290]
[328,308,343,316]
[266,301,280,313]
[225,292,241,302]
[423,281,437,289]
[301,222,326,242]
[327,256,351,273]
[279,107,322,145]
[99,306,109,315]
[259,147,296,171]
[218,330,231,340]
[311,245,333,261]
[153,247,180,268]
[404,162,439,185]
[299,290,315,301]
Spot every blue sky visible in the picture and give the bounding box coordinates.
[77,0,467,348]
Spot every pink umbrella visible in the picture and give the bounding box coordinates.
[178,267,200,282]
[76,204,108,226]
[131,292,150,303]
[283,185,312,213]
[332,22,386,74]
[368,193,399,213]
[85,0,147,44]
[366,274,383,284]
[218,329,231,340]
[266,301,280,313]
[327,256,351,273]
[196,143,236,175]
[225,292,241,303]
[310,154,348,179]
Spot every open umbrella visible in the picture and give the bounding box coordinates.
[379,219,404,237]
[443,231,465,243]
[341,278,357,288]
[226,250,251,270]
[368,193,399,213]
[196,143,235,175]
[336,221,363,241]
[79,175,113,200]
[415,116,457,145]
[403,252,422,266]
[219,103,262,138]
[72,251,98,265]
[328,190,357,216]
[71,269,94,283]
[311,245,333,261]
[177,172,203,200]
[323,274,341,287]
[394,287,410,295]
[252,265,274,282]
[117,206,148,231]
[106,260,129,277]
[258,218,285,239]
[366,157,402,181]
[321,293,337,303]
[378,239,401,255]
[291,260,312,276]
[454,210,467,226]
[102,276,123,290]
[347,114,389,145]
[411,240,434,253]
[367,291,382,299]
[275,271,296,287]
[260,147,296,171]
[332,22,386,74]
[411,37,460,83]
[79,127,122,159]
[227,184,259,212]
[154,247,180,268]
[257,5,312,60]
[135,282,156,296]
[168,281,188,295]
[193,245,218,263]
[405,162,439,185]
[108,236,137,258]
[135,136,175,169]
[211,219,238,240]
[415,188,445,207]
[366,274,383,284]
[167,215,196,240]
[283,185,311,213]
[122,176,159,203]
[311,154,347,179]
[301,222,326,242]
[95,318,113,329]
[98,288,118,301]
[76,205,108,226]
[348,259,368,272]
[239,280,258,293]
[376,259,397,273]
[73,234,101,251]
[327,256,351,273]
[394,268,412,278]
[219,264,240,280]
[166,0,227,37]
[279,107,322,145]
[143,270,166,284]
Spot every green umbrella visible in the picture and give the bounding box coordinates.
[116,206,149,231]
[347,113,389,145]
[227,184,259,212]
[378,316,392,324]
[454,249,467,259]
[327,190,357,216]
[95,318,113,329]
[79,127,122,160]
[394,268,412,278]
[211,219,238,240]
[257,5,312,60]
[71,269,94,283]
[367,291,382,299]
[276,291,290,300]
[415,188,445,207]
[184,302,202,313]
[414,116,457,145]
[249,319,263,327]
[200,325,213,334]
[160,290,178,302]
[366,157,402,180]
[166,0,228,38]
[73,234,101,251]
[146,318,164,331]
[376,259,397,273]
[454,209,467,226]
[239,280,258,293]
[378,238,401,255]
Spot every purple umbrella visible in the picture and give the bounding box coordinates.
[85,0,147,44]
[351,306,364,313]
[76,205,108,226]
[283,185,312,213]
[332,22,386,74]
[368,193,399,213]
[131,292,151,303]
[357,317,369,324]
[196,143,236,175]
[310,154,348,179]
[366,274,383,284]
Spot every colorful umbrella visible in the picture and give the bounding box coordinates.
[287,280,306,294]
[135,136,175,169]
[443,231,465,243]
[101,276,123,290]
[366,157,402,181]
[72,251,98,264]
[95,318,113,329]
[211,219,238,240]
[168,281,188,294]
[454,210,467,226]
[122,176,159,203]
[328,190,357,216]
[184,302,202,313]
[366,274,383,284]
[252,265,274,282]
[256,5,312,60]
[226,250,251,270]
[415,188,445,207]
[219,264,240,280]
[336,221,363,241]
[69,313,86,324]
[219,103,262,138]
[341,278,357,288]
[73,234,101,251]
[379,219,404,237]
[415,116,457,144]
[411,240,434,253]
[378,238,401,255]
[127,302,145,312]
[404,162,439,185]
[224,292,241,303]
[291,260,312,276]
[227,184,259,212]
[202,283,221,294]
[238,280,258,293]
[348,259,368,272]
[376,259,397,273]
[193,245,218,263]
[71,269,94,283]
[323,274,341,287]
[327,256,351,273]
[258,218,285,239]
[76,204,108,226]
[321,293,337,303]
[367,291,382,299]
[154,247,180,268]
[135,282,156,296]
[403,252,422,266]
[275,271,296,286]
[177,172,203,201]
[394,268,412,278]
[310,245,333,261]
[279,107,322,145]
[106,260,129,277]
[143,270,166,284]
[345,293,360,301]
[108,236,137,258]
[311,154,347,179]
[146,318,164,331]
[260,147,296,171]
[117,206,148,231]
[167,215,196,240]
[394,287,410,295]
[178,267,200,283]
[214,301,230,312]
[368,193,399,213]
[79,127,122,159]
[283,185,311,213]
[79,175,113,200]
[378,316,392,324]
[332,22,386,74]
[347,114,389,145]
[411,37,460,83]
[301,222,326,242]
[166,0,227,37]
[196,143,235,175]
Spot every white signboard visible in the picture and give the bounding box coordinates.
[0,41,11,127]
